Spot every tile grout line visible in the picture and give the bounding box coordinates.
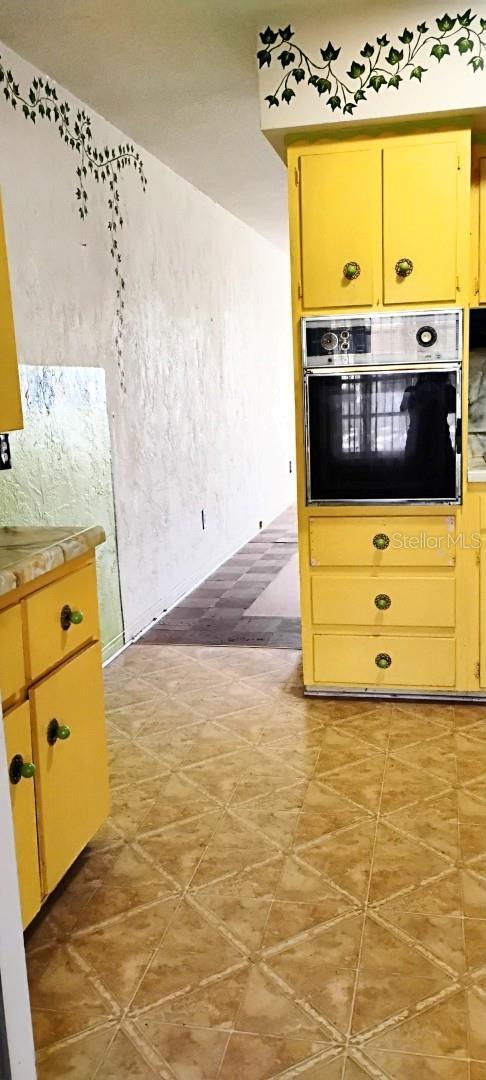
[342,707,393,1076]
[456,717,474,1079]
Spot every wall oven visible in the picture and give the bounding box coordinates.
[302,309,462,506]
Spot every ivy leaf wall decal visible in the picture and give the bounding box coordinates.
[258,9,486,116]
[0,55,147,391]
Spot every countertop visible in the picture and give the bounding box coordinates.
[0,526,105,598]
[468,467,486,483]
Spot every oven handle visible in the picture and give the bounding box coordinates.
[455,417,462,456]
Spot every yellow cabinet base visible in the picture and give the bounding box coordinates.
[2,550,108,927]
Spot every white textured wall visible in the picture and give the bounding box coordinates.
[0,41,295,641]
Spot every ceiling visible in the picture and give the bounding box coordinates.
[0,0,341,249]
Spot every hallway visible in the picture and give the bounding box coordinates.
[139,507,300,650]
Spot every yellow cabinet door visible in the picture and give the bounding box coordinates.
[480,542,486,688]
[478,157,486,304]
[300,148,381,310]
[5,701,41,927]
[383,139,458,305]
[0,193,22,431]
[30,643,109,895]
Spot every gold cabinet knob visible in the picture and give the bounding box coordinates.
[374,593,391,610]
[395,257,413,278]
[343,261,361,280]
[373,533,390,550]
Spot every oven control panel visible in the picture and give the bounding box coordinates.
[303,309,462,368]
[305,322,370,360]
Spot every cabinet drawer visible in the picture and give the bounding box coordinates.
[309,517,456,569]
[0,603,25,708]
[30,643,109,895]
[311,575,455,629]
[5,701,41,927]
[313,633,455,688]
[24,562,99,682]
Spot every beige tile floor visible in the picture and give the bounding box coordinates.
[25,643,486,1079]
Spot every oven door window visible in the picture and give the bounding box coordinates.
[307,369,459,503]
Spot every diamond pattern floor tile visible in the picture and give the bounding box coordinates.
[26,637,486,1078]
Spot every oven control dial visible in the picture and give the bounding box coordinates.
[416,325,438,348]
[321,331,339,352]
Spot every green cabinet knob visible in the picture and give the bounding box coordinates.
[9,754,36,784]
[375,593,391,611]
[343,260,361,281]
[375,652,392,670]
[395,257,413,278]
[47,719,71,745]
[60,604,84,630]
[372,533,390,551]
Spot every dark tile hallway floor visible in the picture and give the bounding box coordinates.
[138,507,301,650]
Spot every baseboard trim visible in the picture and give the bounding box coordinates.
[304,686,486,703]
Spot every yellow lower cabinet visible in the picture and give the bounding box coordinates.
[4,701,41,928]
[311,575,455,629]
[30,643,109,895]
[313,634,456,689]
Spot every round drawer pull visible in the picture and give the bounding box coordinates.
[9,754,36,785]
[375,652,392,670]
[47,719,71,746]
[395,257,413,278]
[60,604,84,630]
[343,260,361,281]
[374,593,391,611]
[372,533,390,551]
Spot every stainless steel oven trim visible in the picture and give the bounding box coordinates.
[301,308,463,367]
[303,361,462,507]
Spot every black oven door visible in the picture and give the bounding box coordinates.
[305,366,461,504]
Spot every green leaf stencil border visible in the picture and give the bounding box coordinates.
[0,56,148,391]
[258,10,486,116]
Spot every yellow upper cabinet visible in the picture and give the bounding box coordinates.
[0,192,22,431]
[300,147,381,310]
[478,156,486,303]
[472,146,486,304]
[383,139,459,306]
[291,130,469,312]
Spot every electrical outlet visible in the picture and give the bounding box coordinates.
[0,434,11,470]
[201,509,206,531]
[289,460,293,473]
